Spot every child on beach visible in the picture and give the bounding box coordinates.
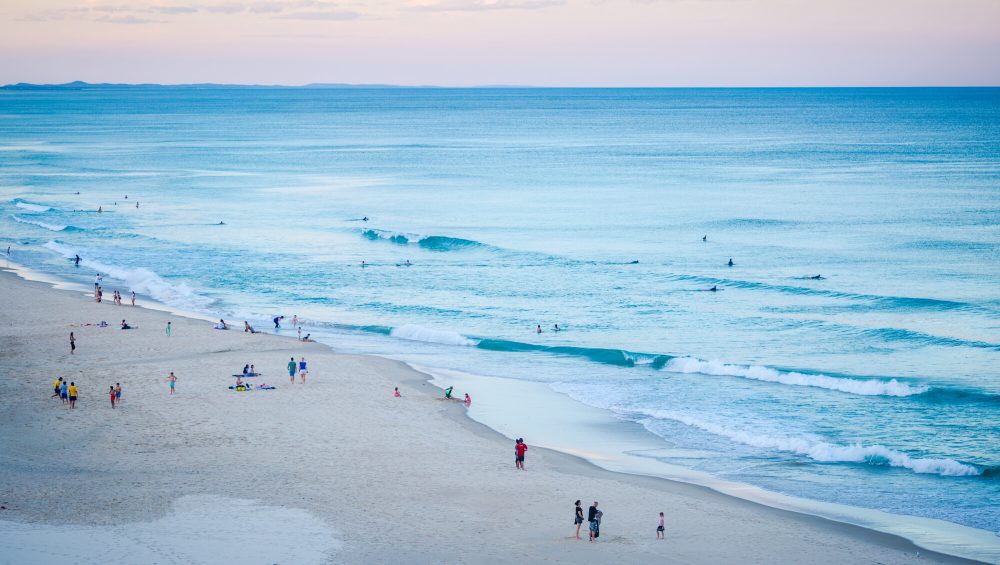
[515,438,528,470]
[656,512,665,539]
[60,380,69,404]
[288,357,296,384]
[393,387,401,397]
[52,377,63,398]
[109,385,116,408]
[68,382,77,408]
[464,393,471,407]
[167,372,177,394]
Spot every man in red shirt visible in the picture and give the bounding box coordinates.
[515,438,528,470]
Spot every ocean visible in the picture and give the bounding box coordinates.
[1,86,998,547]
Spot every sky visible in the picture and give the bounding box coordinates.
[0,0,998,86]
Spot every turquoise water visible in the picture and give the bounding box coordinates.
[1,87,998,536]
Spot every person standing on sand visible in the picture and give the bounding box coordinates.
[167,372,177,394]
[131,291,135,306]
[109,385,116,408]
[166,321,171,337]
[588,502,599,542]
[68,382,78,409]
[464,393,471,407]
[574,500,584,539]
[291,314,298,328]
[52,377,63,398]
[298,357,307,384]
[60,380,69,404]
[69,332,75,355]
[115,383,122,405]
[297,326,301,341]
[515,438,528,470]
[656,511,665,539]
[288,357,296,384]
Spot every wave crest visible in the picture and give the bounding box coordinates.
[12,199,52,212]
[637,410,982,477]
[663,357,928,397]
[12,214,77,232]
[390,324,478,346]
[43,241,213,310]
[361,229,484,252]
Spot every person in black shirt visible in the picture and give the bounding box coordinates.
[588,501,599,542]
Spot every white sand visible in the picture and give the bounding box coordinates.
[0,267,980,564]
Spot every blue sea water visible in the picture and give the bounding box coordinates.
[1,87,998,538]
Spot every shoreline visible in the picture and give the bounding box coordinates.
[0,259,990,564]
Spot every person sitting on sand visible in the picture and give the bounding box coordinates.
[394,387,401,398]
[444,386,454,399]
[120,319,132,330]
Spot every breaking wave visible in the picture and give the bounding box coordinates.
[43,240,214,310]
[390,324,478,346]
[12,214,79,232]
[361,229,485,251]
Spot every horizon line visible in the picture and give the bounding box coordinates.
[3,81,1000,90]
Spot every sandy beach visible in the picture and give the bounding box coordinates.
[0,266,979,564]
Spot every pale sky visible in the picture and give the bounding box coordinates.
[0,0,997,86]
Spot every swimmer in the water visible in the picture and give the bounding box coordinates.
[74,254,81,266]
[628,260,639,264]
[98,206,102,213]
[361,260,366,268]
[536,325,542,334]
[709,285,718,292]
[553,324,560,331]
[362,216,369,222]
[219,221,225,225]
[703,235,707,242]
[727,258,734,266]
[810,274,824,280]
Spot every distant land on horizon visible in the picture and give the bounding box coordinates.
[3,81,998,91]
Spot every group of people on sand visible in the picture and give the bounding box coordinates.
[572,500,665,542]
[286,357,308,383]
[108,383,123,407]
[51,377,78,408]
[92,274,135,307]
[441,385,472,407]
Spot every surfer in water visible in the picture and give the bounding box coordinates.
[809,274,824,280]
[553,324,560,332]
[727,258,734,266]
[703,235,707,242]
[74,254,81,266]
[218,221,225,225]
[98,206,102,213]
[362,216,369,222]
[709,286,718,292]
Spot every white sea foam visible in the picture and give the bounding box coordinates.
[13,200,51,212]
[12,214,68,231]
[663,357,928,397]
[390,324,478,347]
[636,409,981,477]
[43,241,214,310]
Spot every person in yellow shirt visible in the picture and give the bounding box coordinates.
[68,382,78,409]
[52,377,63,399]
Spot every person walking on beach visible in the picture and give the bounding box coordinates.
[656,511,665,539]
[288,357,296,384]
[52,377,63,399]
[115,383,122,405]
[68,382,78,409]
[166,321,171,337]
[69,331,75,355]
[515,438,528,470]
[167,372,177,394]
[60,380,69,404]
[588,502,600,542]
[109,385,116,408]
[298,357,307,384]
[574,500,584,539]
